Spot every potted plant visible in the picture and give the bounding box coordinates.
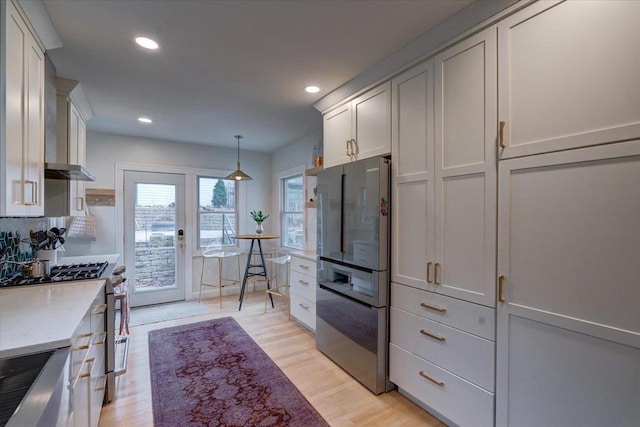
[250,210,269,235]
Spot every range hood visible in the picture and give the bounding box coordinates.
[45,163,95,181]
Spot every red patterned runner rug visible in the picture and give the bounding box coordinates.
[148,317,329,427]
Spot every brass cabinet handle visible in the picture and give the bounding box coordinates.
[76,196,85,211]
[420,302,446,313]
[92,304,107,315]
[420,329,446,342]
[346,140,352,156]
[350,139,357,156]
[499,121,506,148]
[78,357,95,378]
[498,275,506,302]
[426,262,433,284]
[73,332,94,350]
[93,332,107,345]
[24,180,38,205]
[434,263,440,285]
[419,370,444,387]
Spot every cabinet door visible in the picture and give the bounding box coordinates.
[433,27,497,307]
[69,102,86,216]
[352,81,391,161]
[391,61,434,290]
[496,141,640,426]
[498,0,640,158]
[323,102,352,168]
[2,1,44,216]
[24,33,45,216]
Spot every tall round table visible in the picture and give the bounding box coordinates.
[232,234,279,310]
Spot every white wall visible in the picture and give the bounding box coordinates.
[271,131,321,252]
[63,131,273,256]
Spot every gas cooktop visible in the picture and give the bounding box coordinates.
[0,261,110,287]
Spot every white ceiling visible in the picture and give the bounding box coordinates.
[42,0,473,152]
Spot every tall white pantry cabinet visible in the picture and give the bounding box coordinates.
[390,26,497,427]
[386,1,640,426]
[495,1,640,426]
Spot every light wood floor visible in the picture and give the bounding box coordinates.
[99,291,446,427]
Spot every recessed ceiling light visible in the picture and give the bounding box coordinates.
[138,117,153,124]
[135,36,159,50]
[305,85,320,94]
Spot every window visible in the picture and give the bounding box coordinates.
[197,176,237,248]
[282,174,304,249]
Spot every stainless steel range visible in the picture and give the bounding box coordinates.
[0,261,110,287]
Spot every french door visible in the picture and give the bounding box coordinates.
[124,171,186,307]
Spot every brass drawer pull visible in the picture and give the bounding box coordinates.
[92,304,107,315]
[299,303,310,310]
[94,375,107,391]
[299,280,309,285]
[426,262,432,284]
[299,264,309,269]
[419,370,444,387]
[420,302,446,313]
[73,332,94,350]
[420,329,446,342]
[93,332,107,345]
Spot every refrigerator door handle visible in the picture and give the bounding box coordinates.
[340,173,345,254]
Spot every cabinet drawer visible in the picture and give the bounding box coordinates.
[391,282,495,341]
[291,256,316,276]
[290,269,315,302]
[70,312,92,379]
[390,307,494,392]
[90,293,106,335]
[290,293,316,331]
[390,344,494,427]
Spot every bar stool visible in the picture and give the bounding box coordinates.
[264,255,291,318]
[199,249,241,307]
[246,248,276,292]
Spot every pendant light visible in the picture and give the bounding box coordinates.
[226,134,252,181]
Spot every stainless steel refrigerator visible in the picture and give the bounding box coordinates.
[316,156,394,394]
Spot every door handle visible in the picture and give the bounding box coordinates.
[498,275,506,302]
[178,229,184,248]
[499,121,507,148]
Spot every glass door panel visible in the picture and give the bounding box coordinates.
[124,171,185,307]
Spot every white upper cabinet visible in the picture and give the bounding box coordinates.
[46,78,92,217]
[498,0,640,158]
[1,0,45,216]
[323,82,390,168]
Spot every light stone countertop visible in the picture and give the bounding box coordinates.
[0,279,105,358]
[289,250,317,262]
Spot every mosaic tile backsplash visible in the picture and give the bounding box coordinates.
[0,217,48,276]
